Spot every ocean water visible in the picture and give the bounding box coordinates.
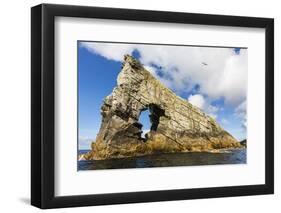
[78,149,246,171]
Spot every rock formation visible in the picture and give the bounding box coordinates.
[83,55,242,160]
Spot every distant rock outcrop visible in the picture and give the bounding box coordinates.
[240,139,247,147]
[84,55,242,160]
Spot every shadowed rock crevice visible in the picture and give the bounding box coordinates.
[148,104,165,132]
[84,55,243,160]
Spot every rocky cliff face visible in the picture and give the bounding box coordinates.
[84,55,242,160]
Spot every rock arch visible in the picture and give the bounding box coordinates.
[87,55,242,160]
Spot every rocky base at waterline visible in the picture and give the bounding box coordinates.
[82,55,243,161]
[79,136,244,161]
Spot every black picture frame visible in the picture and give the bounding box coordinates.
[31,3,274,209]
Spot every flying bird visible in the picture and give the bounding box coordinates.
[202,62,208,66]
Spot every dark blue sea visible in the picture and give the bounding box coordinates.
[78,149,246,171]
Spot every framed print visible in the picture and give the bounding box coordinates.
[31,4,274,209]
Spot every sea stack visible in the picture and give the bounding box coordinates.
[84,55,242,160]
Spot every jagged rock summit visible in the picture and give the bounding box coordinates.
[84,55,242,160]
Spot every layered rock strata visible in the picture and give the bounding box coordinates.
[83,55,242,160]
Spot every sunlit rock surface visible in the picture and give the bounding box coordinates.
[84,55,242,160]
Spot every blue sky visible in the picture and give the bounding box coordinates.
[78,41,247,150]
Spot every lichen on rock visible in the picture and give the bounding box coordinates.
[85,55,242,160]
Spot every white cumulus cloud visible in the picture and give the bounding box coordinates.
[188,94,206,109]
[80,42,247,108]
[188,94,219,119]
[79,137,94,150]
[80,42,135,61]
[235,100,247,129]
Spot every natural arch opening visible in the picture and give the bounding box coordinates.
[139,104,165,140]
[139,109,150,138]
